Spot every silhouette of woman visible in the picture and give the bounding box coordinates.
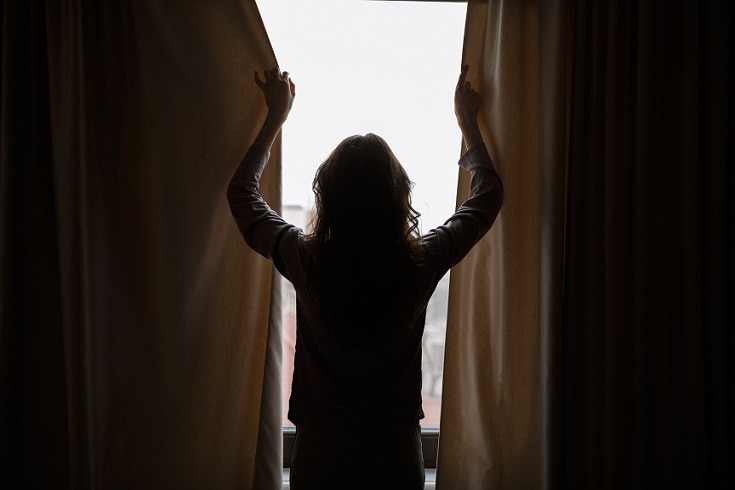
[228,65,503,489]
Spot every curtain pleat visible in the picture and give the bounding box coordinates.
[560,2,734,488]
[253,141,284,490]
[445,0,733,489]
[438,1,568,488]
[0,1,72,486]
[2,1,282,487]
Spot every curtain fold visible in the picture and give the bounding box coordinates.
[1,1,282,487]
[443,0,733,488]
[560,2,734,488]
[438,1,568,488]
[0,1,71,485]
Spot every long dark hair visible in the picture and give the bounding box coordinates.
[307,133,425,343]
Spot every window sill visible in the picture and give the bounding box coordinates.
[282,468,437,489]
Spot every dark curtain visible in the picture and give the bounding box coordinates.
[1,0,282,487]
[559,1,734,488]
[0,0,70,484]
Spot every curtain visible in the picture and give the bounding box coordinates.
[438,0,568,488]
[560,2,734,488]
[1,1,283,487]
[441,0,734,488]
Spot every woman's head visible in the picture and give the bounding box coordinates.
[310,133,420,249]
[307,134,425,341]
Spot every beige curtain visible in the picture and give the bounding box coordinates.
[1,1,282,487]
[438,1,568,488]
[440,0,734,488]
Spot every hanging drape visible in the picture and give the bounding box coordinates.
[438,0,568,488]
[559,2,734,488]
[441,0,733,489]
[1,1,283,487]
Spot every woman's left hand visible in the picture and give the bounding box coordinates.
[254,66,296,126]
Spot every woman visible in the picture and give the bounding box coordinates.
[228,65,503,489]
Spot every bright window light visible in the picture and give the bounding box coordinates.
[255,0,467,429]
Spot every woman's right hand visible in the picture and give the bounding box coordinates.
[251,67,295,149]
[454,65,483,149]
[254,66,296,126]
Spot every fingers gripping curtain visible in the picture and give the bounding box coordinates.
[438,1,568,488]
[2,1,282,487]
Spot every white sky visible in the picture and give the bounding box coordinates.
[255,0,467,231]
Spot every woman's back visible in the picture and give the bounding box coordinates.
[289,238,432,427]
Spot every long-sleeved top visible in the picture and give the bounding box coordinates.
[227,142,503,430]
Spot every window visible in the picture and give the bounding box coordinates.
[255,0,466,451]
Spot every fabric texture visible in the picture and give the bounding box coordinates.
[438,1,568,488]
[1,1,282,487]
[558,2,734,488]
[228,142,502,434]
[441,0,734,489]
